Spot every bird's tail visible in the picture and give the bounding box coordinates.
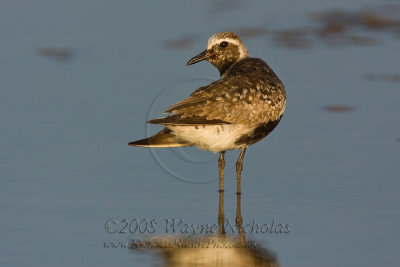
[128,128,191,148]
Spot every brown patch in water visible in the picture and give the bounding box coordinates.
[272,5,400,48]
[312,9,355,37]
[37,47,74,62]
[163,35,196,49]
[274,28,313,48]
[347,35,378,45]
[231,27,268,38]
[359,11,400,30]
[313,8,400,32]
[365,73,400,82]
[209,0,239,15]
[323,105,356,112]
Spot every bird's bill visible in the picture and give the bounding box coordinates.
[186,49,214,65]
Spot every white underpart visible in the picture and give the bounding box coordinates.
[166,124,252,153]
[207,37,249,60]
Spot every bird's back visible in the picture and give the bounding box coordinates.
[164,57,286,126]
[227,57,285,112]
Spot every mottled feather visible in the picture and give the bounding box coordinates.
[163,58,286,125]
[148,115,230,125]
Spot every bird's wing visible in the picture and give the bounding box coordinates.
[147,114,230,125]
[156,73,284,125]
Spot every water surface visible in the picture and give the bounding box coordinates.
[1,0,399,266]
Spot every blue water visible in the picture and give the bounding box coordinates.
[1,0,399,266]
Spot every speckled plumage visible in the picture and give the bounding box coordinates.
[129,32,286,193]
[164,58,285,126]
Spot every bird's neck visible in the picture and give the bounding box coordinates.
[218,58,245,77]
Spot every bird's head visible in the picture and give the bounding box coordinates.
[186,32,249,76]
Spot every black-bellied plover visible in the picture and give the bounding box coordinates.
[129,32,286,194]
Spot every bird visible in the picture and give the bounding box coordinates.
[129,32,286,194]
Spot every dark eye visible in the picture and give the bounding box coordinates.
[219,41,229,48]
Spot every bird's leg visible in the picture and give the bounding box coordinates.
[218,190,225,235]
[218,151,226,192]
[236,192,245,244]
[236,148,247,194]
[218,152,226,235]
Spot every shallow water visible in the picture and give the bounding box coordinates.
[1,0,399,266]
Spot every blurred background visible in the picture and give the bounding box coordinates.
[1,0,399,266]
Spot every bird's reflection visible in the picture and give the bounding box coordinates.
[130,191,279,266]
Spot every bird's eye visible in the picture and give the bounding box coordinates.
[219,41,229,48]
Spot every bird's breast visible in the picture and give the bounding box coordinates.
[166,124,253,153]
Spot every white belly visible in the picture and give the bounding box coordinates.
[166,124,252,153]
